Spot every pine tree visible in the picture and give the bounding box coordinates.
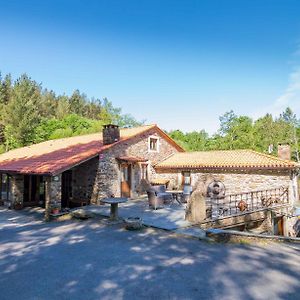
[3,74,42,149]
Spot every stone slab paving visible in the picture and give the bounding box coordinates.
[83,198,193,230]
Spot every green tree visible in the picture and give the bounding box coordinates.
[3,74,42,149]
[0,73,12,106]
[0,73,12,144]
[279,107,299,161]
[219,110,237,136]
[40,89,57,118]
[69,89,86,115]
[56,95,70,119]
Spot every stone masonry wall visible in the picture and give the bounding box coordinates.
[10,174,24,207]
[156,170,292,195]
[94,128,181,200]
[72,157,98,202]
[94,154,121,202]
[50,175,62,208]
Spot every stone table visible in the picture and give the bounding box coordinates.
[101,197,128,220]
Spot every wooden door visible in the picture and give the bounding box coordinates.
[121,164,131,198]
[277,217,284,236]
[61,170,72,208]
[274,216,284,236]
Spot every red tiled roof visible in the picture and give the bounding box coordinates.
[155,150,300,171]
[0,124,183,176]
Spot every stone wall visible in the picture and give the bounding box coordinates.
[94,154,121,202]
[10,174,24,207]
[156,170,293,196]
[50,175,62,207]
[72,157,98,202]
[94,128,181,200]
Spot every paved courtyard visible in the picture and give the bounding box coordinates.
[0,208,300,300]
[84,198,193,230]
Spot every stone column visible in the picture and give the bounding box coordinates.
[44,175,62,221]
[10,174,24,208]
[185,191,206,222]
[45,177,51,221]
[260,210,274,234]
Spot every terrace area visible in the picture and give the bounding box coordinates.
[76,186,292,235]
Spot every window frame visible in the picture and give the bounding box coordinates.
[141,163,148,180]
[182,171,191,185]
[148,136,159,153]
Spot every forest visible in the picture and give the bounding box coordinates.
[0,72,299,161]
[0,72,141,152]
[169,109,300,161]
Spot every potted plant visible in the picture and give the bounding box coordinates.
[13,200,23,210]
[51,204,60,215]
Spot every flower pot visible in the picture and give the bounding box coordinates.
[51,208,60,214]
[13,203,23,210]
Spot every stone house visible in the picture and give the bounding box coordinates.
[155,149,299,203]
[0,124,183,218]
[155,149,300,236]
[0,123,298,229]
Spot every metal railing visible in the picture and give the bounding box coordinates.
[206,187,289,219]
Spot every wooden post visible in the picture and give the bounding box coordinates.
[45,177,51,221]
[35,176,40,203]
[28,175,32,203]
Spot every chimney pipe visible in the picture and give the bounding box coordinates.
[278,144,291,160]
[103,124,120,145]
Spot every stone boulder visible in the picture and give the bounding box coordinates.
[71,209,94,220]
[185,190,206,223]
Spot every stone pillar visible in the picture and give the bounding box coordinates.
[185,191,206,222]
[45,177,51,221]
[10,174,24,208]
[44,175,62,221]
[260,210,274,234]
[289,171,298,205]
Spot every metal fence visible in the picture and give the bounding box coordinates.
[206,186,289,219]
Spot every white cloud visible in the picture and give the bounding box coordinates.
[252,46,300,120]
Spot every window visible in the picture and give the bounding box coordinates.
[182,171,191,185]
[141,164,148,180]
[149,136,159,152]
[121,165,129,181]
[1,174,10,201]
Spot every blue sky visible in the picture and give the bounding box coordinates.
[1,0,300,134]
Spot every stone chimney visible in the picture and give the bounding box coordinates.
[103,124,120,145]
[278,144,291,160]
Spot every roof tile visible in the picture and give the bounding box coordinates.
[155,150,299,171]
[0,125,156,175]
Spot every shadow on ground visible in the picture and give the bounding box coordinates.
[0,208,300,300]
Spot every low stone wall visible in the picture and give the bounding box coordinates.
[206,228,300,243]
